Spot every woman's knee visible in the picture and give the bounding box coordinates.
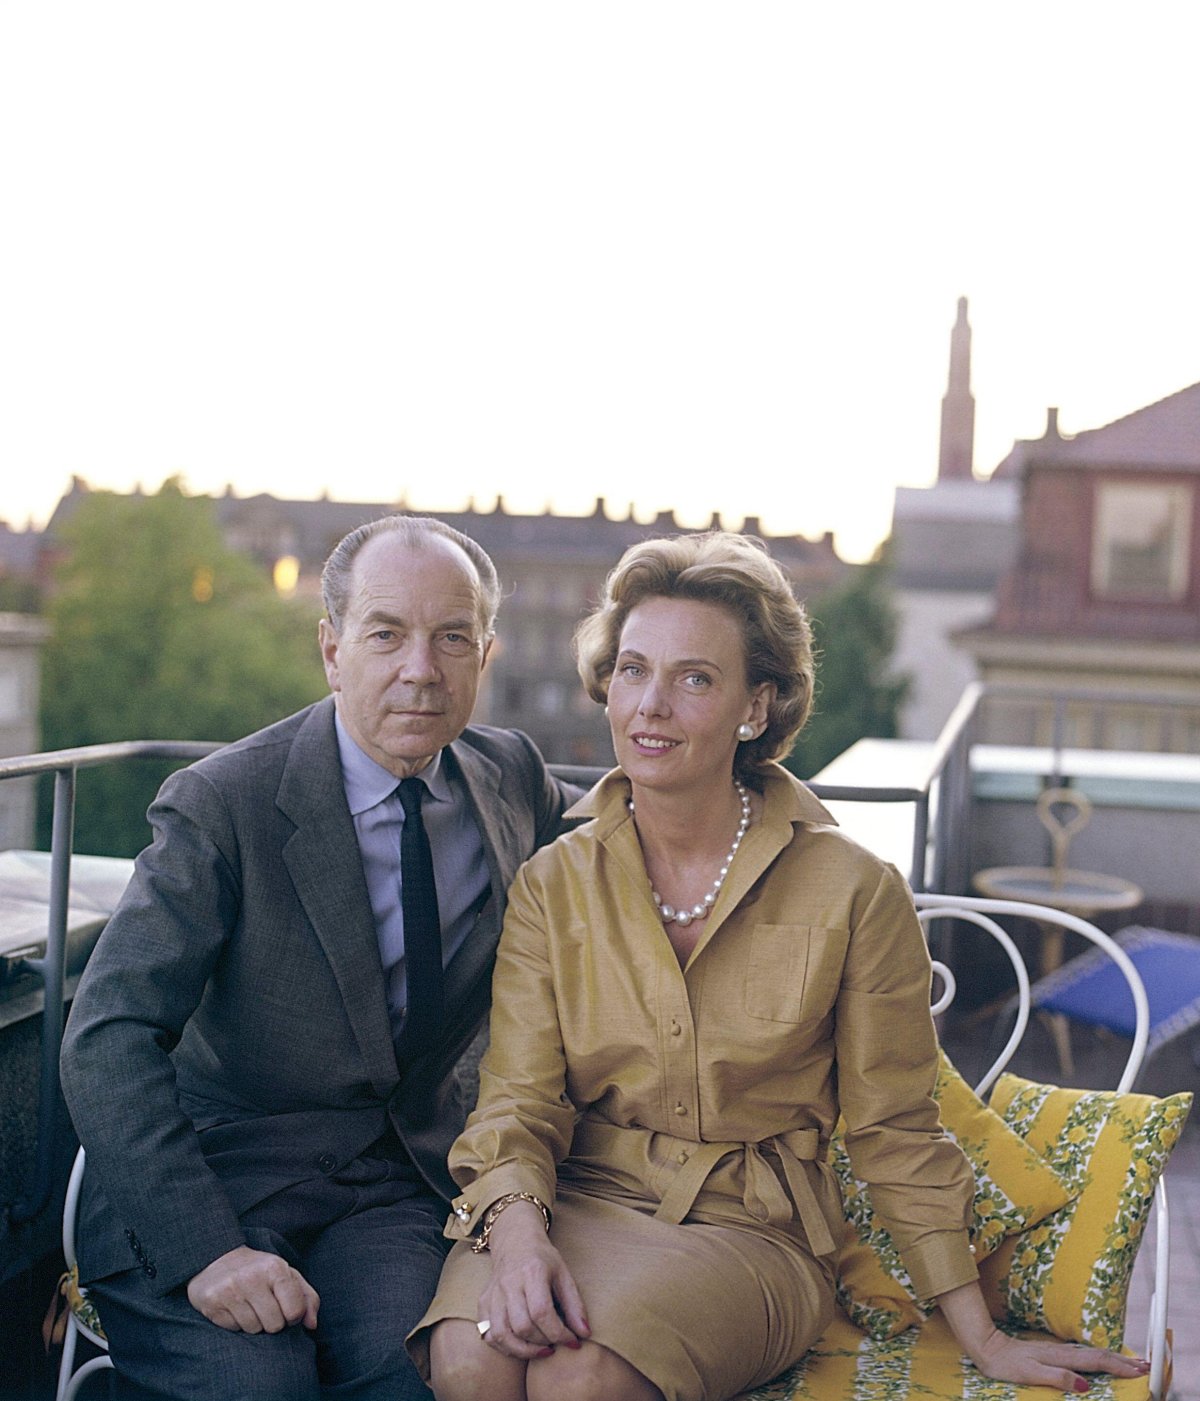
[527,1341,662,1401]
[428,1319,526,1401]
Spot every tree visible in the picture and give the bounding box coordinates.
[39,480,328,855]
[787,554,909,779]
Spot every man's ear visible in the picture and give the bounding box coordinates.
[481,637,495,668]
[318,618,341,692]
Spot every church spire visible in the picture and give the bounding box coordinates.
[938,296,975,481]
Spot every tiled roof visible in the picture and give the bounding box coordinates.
[994,381,1200,477]
[208,493,843,576]
[43,481,844,577]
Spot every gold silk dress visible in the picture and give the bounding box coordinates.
[410,766,977,1400]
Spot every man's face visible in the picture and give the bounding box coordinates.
[319,533,492,778]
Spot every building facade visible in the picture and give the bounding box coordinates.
[44,483,848,766]
[0,614,50,848]
[889,299,1019,739]
[960,385,1200,751]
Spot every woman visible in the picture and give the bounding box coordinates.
[410,532,1147,1401]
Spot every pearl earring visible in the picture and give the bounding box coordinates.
[736,722,754,742]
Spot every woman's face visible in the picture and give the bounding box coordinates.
[607,595,772,799]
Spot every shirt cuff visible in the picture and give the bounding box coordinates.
[901,1229,980,1302]
[444,1164,558,1241]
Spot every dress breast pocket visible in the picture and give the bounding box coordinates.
[744,923,851,1024]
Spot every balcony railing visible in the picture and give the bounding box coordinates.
[4,678,1193,1232]
[0,741,221,1224]
[0,741,919,1233]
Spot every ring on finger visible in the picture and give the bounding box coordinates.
[477,1319,492,1339]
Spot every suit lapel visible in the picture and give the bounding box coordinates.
[439,736,523,1014]
[276,700,399,1093]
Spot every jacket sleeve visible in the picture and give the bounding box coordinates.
[833,863,978,1301]
[60,766,248,1293]
[443,858,576,1237]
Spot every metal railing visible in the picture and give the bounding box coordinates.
[0,740,937,1231]
[7,678,1183,1228]
[0,741,221,1224]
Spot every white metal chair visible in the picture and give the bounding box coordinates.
[55,1146,114,1401]
[914,893,1169,1401]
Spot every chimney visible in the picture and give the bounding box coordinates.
[937,296,976,481]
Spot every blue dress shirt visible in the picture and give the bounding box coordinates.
[334,715,490,1040]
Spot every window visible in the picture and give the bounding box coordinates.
[1091,483,1192,601]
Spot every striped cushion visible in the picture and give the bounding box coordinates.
[981,1075,1192,1347]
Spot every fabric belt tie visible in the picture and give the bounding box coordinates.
[653,1128,836,1257]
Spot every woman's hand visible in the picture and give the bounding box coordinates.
[476,1200,590,1360]
[937,1281,1150,1393]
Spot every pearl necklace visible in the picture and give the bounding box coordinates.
[627,781,751,927]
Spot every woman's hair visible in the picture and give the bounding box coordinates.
[574,531,814,782]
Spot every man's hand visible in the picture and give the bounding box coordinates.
[186,1246,320,1334]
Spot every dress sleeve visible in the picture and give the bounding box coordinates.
[834,862,978,1301]
[444,857,577,1238]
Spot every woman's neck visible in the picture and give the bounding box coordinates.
[627,779,744,861]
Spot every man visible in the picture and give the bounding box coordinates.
[60,515,580,1399]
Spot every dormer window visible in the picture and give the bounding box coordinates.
[1091,482,1192,601]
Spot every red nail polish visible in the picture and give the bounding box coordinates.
[566,1339,582,1350]
[1073,1378,1090,1394]
[538,1347,555,1357]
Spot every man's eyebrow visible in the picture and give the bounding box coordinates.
[361,608,479,633]
[360,609,407,628]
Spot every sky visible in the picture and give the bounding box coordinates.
[2,3,1198,562]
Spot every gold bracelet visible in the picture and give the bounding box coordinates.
[470,1191,551,1254]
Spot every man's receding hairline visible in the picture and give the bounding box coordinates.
[354,526,478,570]
[342,530,489,626]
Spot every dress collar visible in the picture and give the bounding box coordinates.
[565,763,837,839]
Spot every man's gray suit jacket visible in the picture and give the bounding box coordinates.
[60,697,574,1296]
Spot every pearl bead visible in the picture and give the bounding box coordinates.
[630,781,752,929]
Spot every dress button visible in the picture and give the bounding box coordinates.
[676,1151,689,1164]
[673,1104,687,1116]
[317,1152,337,1172]
[144,1264,157,1279]
[670,1021,682,1036]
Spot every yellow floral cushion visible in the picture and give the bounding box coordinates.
[832,1054,1076,1340]
[980,1074,1192,1347]
[736,1310,1153,1401]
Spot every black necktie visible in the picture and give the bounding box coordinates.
[396,777,443,1054]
